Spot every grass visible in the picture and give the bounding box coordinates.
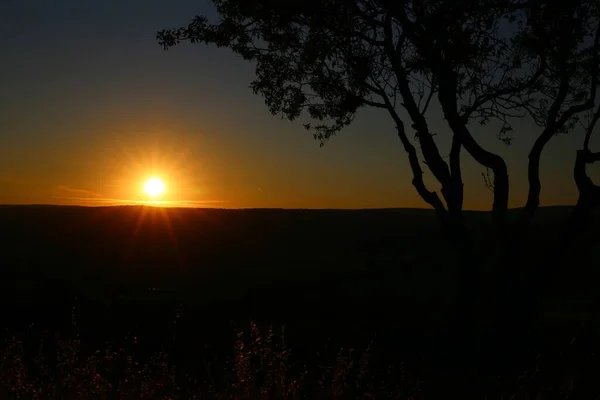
[1,313,598,399]
[0,320,422,399]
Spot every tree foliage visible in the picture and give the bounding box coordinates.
[162,1,517,227]
[157,0,600,335]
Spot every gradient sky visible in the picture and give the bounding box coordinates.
[1,0,598,209]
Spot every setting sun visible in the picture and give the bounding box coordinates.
[143,177,166,198]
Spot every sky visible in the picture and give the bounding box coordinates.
[0,0,598,210]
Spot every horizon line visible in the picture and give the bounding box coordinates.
[0,203,577,212]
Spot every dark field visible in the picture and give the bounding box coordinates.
[1,205,599,397]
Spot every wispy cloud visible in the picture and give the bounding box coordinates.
[151,199,227,207]
[51,194,226,208]
[55,185,102,198]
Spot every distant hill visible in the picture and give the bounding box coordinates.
[0,204,598,340]
[0,204,585,280]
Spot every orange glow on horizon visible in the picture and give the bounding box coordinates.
[80,132,223,208]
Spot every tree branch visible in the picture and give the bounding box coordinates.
[421,76,436,116]
[461,59,546,120]
[521,21,600,226]
[583,106,600,151]
[372,76,448,215]
[382,14,454,202]
[449,135,464,215]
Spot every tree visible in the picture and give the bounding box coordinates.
[571,104,600,233]
[396,0,600,324]
[157,0,599,345]
[517,1,600,228]
[506,0,600,327]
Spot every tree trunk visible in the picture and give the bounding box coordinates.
[492,149,600,376]
[439,212,479,350]
[527,149,600,311]
[428,212,485,397]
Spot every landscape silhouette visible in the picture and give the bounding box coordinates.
[1,0,600,398]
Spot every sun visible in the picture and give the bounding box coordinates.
[143,177,166,198]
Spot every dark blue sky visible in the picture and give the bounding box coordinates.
[0,0,596,208]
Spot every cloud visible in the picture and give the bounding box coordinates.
[56,185,102,198]
[158,199,227,207]
[53,185,226,207]
[51,194,226,208]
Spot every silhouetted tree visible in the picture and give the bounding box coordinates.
[157,0,599,347]
[396,0,600,334]
[500,1,600,333]
[572,106,600,231]
[516,1,600,230]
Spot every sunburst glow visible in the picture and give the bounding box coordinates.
[143,177,166,198]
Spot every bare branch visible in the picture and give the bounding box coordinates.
[369,72,448,214]
[421,76,437,116]
[583,106,600,151]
